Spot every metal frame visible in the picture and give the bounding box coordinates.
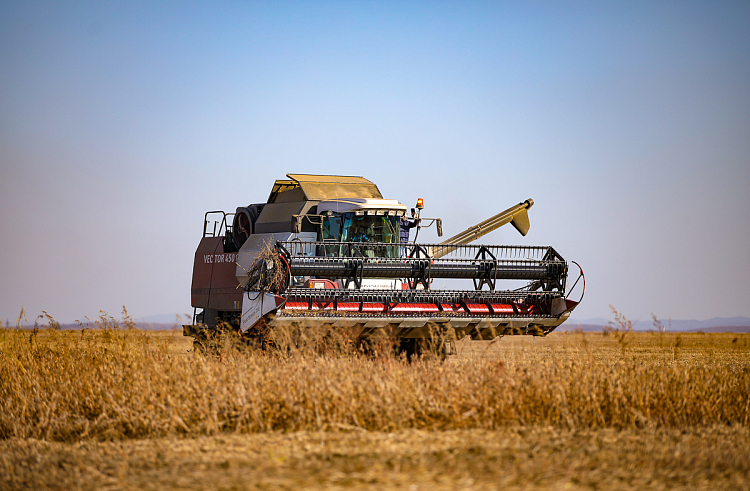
[203,211,235,238]
[283,287,561,311]
[276,241,568,293]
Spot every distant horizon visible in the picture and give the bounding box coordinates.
[6,309,750,328]
[7,311,750,332]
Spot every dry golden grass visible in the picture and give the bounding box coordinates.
[1,314,749,440]
[2,427,748,490]
[1,312,749,489]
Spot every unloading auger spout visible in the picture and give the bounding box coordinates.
[431,199,534,259]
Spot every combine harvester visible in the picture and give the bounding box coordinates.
[185,174,584,356]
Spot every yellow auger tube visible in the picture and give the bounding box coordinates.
[432,199,534,259]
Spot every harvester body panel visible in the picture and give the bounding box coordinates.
[191,237,241,312]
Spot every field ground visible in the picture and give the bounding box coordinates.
[3,426,748,490]
[1,327,749,490]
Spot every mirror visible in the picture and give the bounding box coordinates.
[291,215,302,233]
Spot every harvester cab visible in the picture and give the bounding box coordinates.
[185,174,584,356]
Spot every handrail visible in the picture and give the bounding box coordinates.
[202,211,236,238]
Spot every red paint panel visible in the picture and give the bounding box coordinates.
[464,303,490,315]
[515,303,539,315]
[285,301,309,311]
[304,278,339,289]
[442,303,467,314]
[337,302,360,312]
[362,303,386,313]
[391,303,440,314]
[312,301,335,311]
[390,303,411,314]
[490,304,514,315]
[419,303,441,313]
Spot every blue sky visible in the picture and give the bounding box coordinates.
[1,1,749,324]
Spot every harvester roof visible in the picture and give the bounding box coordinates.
[268,174,383,203]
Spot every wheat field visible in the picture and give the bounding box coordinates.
[1,312,748,489]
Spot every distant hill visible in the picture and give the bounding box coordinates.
[42,322,182,331]
[565,316,750,333]
[683,326,750,333]
[137,314,192,324]
[558,323,750,334]
[556,323,608,332]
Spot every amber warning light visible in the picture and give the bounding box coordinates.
[416,198,424,210]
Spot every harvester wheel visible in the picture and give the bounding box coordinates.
[397,339,419,362]
[193,339,206,355]
[397,338,447,362]
[192,332,221,356]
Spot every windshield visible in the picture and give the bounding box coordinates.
[321,212,400,257]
